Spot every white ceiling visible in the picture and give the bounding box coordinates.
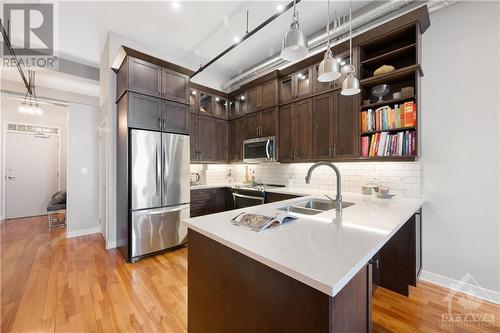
[2,1,373,95]
[56,0,370,89]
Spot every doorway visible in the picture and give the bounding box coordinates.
[4,124,60,219]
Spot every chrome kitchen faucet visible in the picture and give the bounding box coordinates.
[305,162,343,211]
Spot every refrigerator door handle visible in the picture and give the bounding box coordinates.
[155,146,158,193]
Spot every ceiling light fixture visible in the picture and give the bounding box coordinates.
[280,0,308,61]
[233,36,241,43]
[317,0,340,82]
[341,0,361,96]
[18,70,43,116]
[171,1,181,10]
[276,4,284,12]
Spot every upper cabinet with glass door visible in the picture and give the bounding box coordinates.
[312,50,351,94]
[279,67,312,104]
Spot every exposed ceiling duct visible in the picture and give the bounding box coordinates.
[220,0,459,92]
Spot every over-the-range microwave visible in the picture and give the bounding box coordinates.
[243,136,276,163]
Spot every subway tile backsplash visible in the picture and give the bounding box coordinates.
[190,162,422,198]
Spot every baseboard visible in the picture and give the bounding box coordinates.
[106,240,117,249]
[66,226,101,238]
[420,270,500,305]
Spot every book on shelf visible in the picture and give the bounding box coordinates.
[360,101,417,133]
[362,130,416,157]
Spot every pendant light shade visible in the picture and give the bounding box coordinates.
[341,66,361,96]
[317,0,340,82]
[281,1,308,61]
[341,0,361,96]
[318,49,340,82]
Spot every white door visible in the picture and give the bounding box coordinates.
[5,131,59,219]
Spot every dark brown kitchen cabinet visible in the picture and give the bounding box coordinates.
[335,92,358,158]
[265,192,302,203]
[127,58,161,97]
[260,79,278,109]
[244,108,278,139]
[259,108,278,137]
[190,189,213,217]
[213,97,228,118]
[246,86,259,113]
[190,114,215,162]
[128,92,162,131]
[189,113,198,160]
[372,211,422,297]
[212,187,228,213]
[160,68,189,104]
[161,100,189,134]
[294,99,313,160]
[127,92,188,134]
[190,115,228,162]
[279,75,293,104]
[312,93,334,159]
[190,187,231,217]
[279,67,313,104]
[213,119,228,161]
[244,113,259,139]
[312,91,358,160]
[118,56,189,104]
[279,99,313,162]
[279,104,294,161]
[229,118,244,161]
[241,79,278,114]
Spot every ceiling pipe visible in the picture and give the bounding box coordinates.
[220,0,458,91]
[190,0,302,79]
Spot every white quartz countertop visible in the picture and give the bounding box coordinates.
[185,187,423,297]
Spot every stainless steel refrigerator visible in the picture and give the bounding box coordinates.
[130,129,190,260]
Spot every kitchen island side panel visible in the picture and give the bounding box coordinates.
[188,229,371,333]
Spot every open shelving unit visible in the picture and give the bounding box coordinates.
[358,23,422,161]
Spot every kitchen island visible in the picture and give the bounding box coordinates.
[185,188,423,333]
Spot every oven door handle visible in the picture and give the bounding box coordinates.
[265,140,271,160]
[232,193,265,203]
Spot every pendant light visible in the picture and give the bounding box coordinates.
[317,0,340,82]
[18,70,43,116]
[341,0,361,96]
[281,0,309,61]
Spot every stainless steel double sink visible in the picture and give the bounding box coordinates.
[278,198,354,215]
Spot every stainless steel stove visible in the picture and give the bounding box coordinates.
[232,184,284,209]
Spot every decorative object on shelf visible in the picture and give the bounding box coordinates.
[371,84,390,102]
[18,70,43,116]
[341,0,361,96]
[400,86,414,98]
[373,64,395,76]
[281,0,309,61]
[392,92,402,99]
[363,99,371,106]
[317,0,340,82]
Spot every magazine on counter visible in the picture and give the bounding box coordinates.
[231,209,297,232]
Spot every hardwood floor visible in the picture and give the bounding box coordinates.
[1,216,499,333]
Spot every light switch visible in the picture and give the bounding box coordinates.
[81,168,88,175]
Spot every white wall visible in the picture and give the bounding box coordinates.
[421,1,500,300]
[66,103,100,237]
[1,97,68,219]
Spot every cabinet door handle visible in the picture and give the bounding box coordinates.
[333,143,337,156]
[329,144,332,157]
[162,118,165,129]
[158,117,162,129]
